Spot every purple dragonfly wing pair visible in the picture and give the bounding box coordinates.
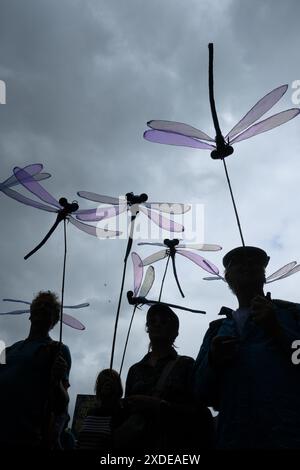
[76,191,190,233]
[203,260,300,283]
[131,252,155,298]
[8,165,121,239]
[1,299,89,330]
[139,240,221,273]
[144,85,300,154]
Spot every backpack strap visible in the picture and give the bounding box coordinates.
[152,356,181,397]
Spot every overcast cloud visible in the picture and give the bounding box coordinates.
[1,0,300,419]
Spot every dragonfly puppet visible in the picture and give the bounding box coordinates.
[138,239,221,299]
[75,190,190,368]
[7,165,120,343]
[144,43,300,246]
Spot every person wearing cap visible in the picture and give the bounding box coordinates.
[193,246,300,449]
[123,304,214,452]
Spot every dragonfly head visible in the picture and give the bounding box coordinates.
[59,197,79,214]
[59,197,68,207]
[164,238,179,248]
[126,192,148,205]
[127,290,135,305]
[70,201,79,212]
[211,133,234,160]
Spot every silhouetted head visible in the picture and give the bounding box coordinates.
[146,304,179,348]
[95,369,123,402]
[223,246,269,295]
[30,291,60,332]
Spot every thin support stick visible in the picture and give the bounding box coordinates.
[110,214,136,370]
[119,305,137,376]
[158,255,170,302]
[59,219,67,344]
[222,159,245,246]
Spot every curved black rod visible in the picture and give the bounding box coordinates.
[208,43,223,141]
[110,214,136,370]
[171,254,185,298]
[24,214,62,260]
[158,254,171,302]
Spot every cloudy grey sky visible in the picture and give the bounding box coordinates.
[1,0,300,418]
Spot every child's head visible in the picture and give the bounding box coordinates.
[95,369,123,402]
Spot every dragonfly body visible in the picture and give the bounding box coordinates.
[126,290,206,314]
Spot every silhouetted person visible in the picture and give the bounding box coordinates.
[124,304,214,453]
[77,369,125,451]
[0,291,71,448]
[194,246,300,449]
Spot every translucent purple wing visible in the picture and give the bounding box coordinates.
[177,243,222,251]
[144,202,191,214]
[269,264,300,282]
[265,261,297,283]
[13,167,61,208]
[63,303,89,309]
[62,312,85,330]
[3,298,31,305]
[29,173,51,184]
[139,266,155,298]
[142,250,168,266]
[76,205,127,221]
[176,249,219,275]
[5,172,51,189]
[1,186,57,212]
[77,191,125,205]
[203,275,224,281]
[147,120,214,141]
[226,85,288,141]
[68,216,121,238]
[139,206,184,232]
[0,309,30,315]
[144,130,215,150]
[132,252,144,296]
[1,163,47,189]
[230,109,300,144]
[138,242,166,247]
